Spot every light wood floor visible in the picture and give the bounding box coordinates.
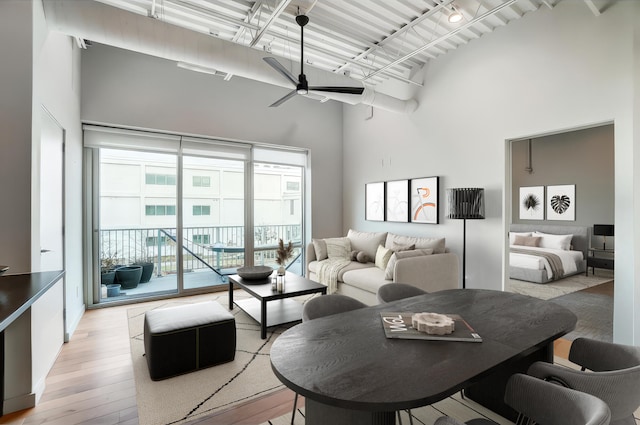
[0,293,577,425]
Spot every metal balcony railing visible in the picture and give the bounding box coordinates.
[99,225,303,278]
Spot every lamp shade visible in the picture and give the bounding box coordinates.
[447,188,485,219]
[593,224,614,236]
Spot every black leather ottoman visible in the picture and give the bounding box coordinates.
[144,301,236,380]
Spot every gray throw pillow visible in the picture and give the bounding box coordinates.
[312,238,328,261]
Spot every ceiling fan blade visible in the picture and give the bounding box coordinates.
[309,86,365,95]
[269,89,298,107]
[263,57,298,86]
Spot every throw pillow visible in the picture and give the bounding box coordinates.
[325,237,352,259]
[374,245,394,270]
[384,248,434,280]
[385,234,446,254]
[312,238,328,261]
[513,235,541,247]
[392,242,415,252]
[356,251,371,263]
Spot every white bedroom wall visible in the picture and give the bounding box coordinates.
[343,1,639,344]
[80,44,344,239]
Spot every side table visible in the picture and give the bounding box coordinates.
[586,248,614,276]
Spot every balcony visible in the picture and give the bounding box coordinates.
[99,224,303,301]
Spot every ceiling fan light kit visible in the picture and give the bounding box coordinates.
[263,14,364,107]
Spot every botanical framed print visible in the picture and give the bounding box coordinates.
[519,186,544,220]
[365,182,385,221]
[385,179,409,222]
[410,176,439,224]
[546,184,575,221]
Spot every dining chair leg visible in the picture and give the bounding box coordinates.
[291,393,298,424]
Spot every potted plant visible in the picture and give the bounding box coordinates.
[100,250,118,285]
[115,265,143,289]
[133,257,154,283]
[275,239,294,276]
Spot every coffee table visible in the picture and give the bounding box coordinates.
[228,272,327,339]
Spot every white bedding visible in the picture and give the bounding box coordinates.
[509,245,584,279]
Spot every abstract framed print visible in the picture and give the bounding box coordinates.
[410,177,439,224]
[365,182,385,221]
[385,179,409,222]
[546,184,575,221]
[519,186,544,220]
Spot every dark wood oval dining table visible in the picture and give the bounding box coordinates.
[270,289,577,425]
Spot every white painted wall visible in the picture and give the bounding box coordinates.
[80,44,344,239]
[343,1,639,344]
[34,2,85,339]
[0,0,33,273]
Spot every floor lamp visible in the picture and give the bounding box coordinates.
[446,188,485,288]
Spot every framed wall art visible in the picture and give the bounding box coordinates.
[546,184,575,221]
[519,186,544,220]
[385,179,409,222]
[410,176,439,224]
[365,182,385,221]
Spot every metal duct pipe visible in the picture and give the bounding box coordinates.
[42,0,418,114]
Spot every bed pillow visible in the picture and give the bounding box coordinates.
[325,237,352,259]
[513,235,541,247]
[384,248,434,279]
[509,231,531,245]
[533,231,573,251]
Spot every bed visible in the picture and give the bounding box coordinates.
[509,224,587,283]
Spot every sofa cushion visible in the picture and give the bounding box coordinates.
[308,260,373,281]
[374,245,394,270]
[384,248,434,279]
[312,238,328,261]
[386,234,445,254]
[347,229,388,260]
[342,267,390,294]
[325,237,351,259]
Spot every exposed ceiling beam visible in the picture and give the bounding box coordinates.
[363,0,520,82]
[249,0,292,48]
[583,0,604,16]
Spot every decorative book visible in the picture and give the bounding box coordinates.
[380,312,482,342]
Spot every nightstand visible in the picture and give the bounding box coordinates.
[586,248,614,276]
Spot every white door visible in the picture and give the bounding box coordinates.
[39,108,64,271]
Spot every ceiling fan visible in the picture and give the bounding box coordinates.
[263,14,364,107]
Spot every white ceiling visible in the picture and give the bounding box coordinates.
[45,0,612,112]
[89,0,610,90]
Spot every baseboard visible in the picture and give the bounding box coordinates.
[3,392,36,415]
[65,303,86,342]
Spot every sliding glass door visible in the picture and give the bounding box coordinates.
[86,125,307,305]
[182,155,245,290]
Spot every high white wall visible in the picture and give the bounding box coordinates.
[0,0,33,273]
[80,44,344,239]
[343,1,639,344]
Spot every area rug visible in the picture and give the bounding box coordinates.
[550,282,613,342]
[506,269,614,300]
[128,292,316,425]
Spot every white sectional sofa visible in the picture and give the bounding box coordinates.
[305,229,460,305]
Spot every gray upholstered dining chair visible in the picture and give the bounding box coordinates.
[377,282,428,303]
[291,294,368,424]
[527,337,640,425]
[434,373,611,425]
